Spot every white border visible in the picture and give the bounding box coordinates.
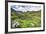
[8,2,43,32]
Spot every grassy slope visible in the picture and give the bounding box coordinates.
[11,8,41,28]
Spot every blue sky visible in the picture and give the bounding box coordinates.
[11,5,41,12]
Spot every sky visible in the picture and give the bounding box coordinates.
[11,5,41,12]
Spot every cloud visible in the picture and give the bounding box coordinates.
[11,5,41,12]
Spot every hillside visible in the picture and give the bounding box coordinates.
[11,8,41,28]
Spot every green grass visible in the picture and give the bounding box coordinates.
[11,8,41,28]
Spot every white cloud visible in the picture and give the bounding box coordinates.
[11,5,41,12]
